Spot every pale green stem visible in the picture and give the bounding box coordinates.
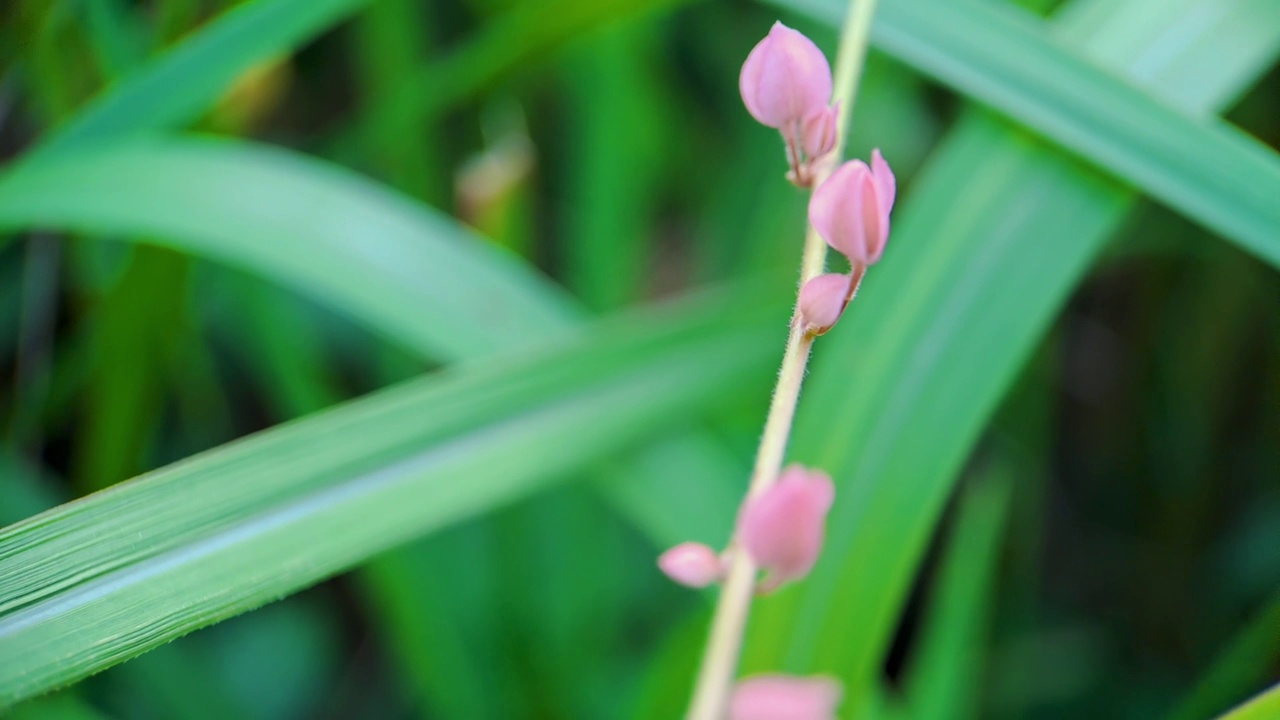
[685,1,880,718]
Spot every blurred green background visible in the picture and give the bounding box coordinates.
[0,0,1277,718]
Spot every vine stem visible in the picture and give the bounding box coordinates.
[685,1,880,718]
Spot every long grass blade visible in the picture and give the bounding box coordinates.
[32,0,364,159]
[901,467,1013,720]
[0,137,583,361]
[0,291,780,705]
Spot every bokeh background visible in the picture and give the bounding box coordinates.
[1,0,1277,718]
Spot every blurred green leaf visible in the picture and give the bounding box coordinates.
[81,0,146,79]
[1168,588,1280,720]
[561,21,670,311]
[0,131,759,718]
[0,454,63,526]
[108,643,248,720]
[0,290,780,705]
[1216,683,1280,720]
[0,137,583,360]
[348,0,442,201]
[32,0,364,159]
[596,431,746,548]
[775,0,1280,267]
[74,246,189,492]
[629,606,710,718]
[350,0,683,154]
[203,599,342,720]
[357,524,514,719]
[209,273,345,419]
[8,694,112,720]
[24,0,1279,278]
[902,467,1013,720]
[744,0,1280,710]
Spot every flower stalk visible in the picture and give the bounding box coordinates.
[684,1,882,718]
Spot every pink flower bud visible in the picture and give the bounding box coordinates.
[808,149,897,266]
[738,465,835,588]
[658,542,724,588]
[800,103,839,160]
[797,273,852,335]
[739,22,833,130]
[729,674,843,720]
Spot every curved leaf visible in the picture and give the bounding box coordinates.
[0,138,582,361]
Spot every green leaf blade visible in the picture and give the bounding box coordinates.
[0,293,781,705]
[34,0,365,159]
[0,138,583,361]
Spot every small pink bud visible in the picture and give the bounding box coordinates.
[739,465,835,588]
[800,103,839,160]
[797,273,851,335]
[739,22,833,130]
[658,542,724,588]
[808,150,897,266]
[729,674,843,720]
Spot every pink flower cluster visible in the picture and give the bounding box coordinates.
[799,149,896,334]
[738,21,898,337]
[658,466,837,717]
[740,22,839,187]
[659,22,905,718]
[658,466,834,592]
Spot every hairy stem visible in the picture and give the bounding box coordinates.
[685,1,879,717]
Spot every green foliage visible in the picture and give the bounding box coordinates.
[0,138,583,359]
[0,0,1275,716]
[0,292,779,703]
[902,467,1013,720]
[1217,684,1280,720]
[31,0,366,159]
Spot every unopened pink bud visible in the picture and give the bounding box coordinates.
[808,150,897,266]
[739,22,833,130]
[797,273,851,335]
[729,674,843,720]
[800,103,839,160]
[658,542,724,588]
[739,465,835,588]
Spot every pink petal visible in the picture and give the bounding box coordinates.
[808,160,874,263]
[797,273,851,335]
[739,466,835,585]
[740,22,833,128]
[657,542,724,588]
[800,103,839,159]
[729,674,843,720]
[870,148,896,217]
[868,149,895,262]
[860,172,888,264]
